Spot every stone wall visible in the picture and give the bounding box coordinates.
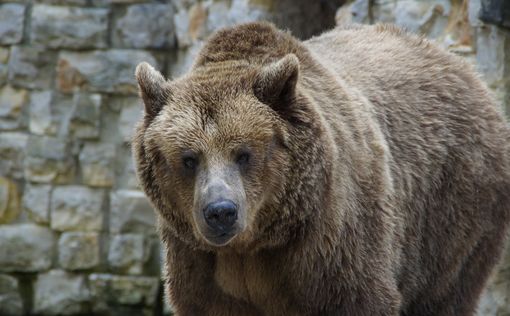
[0,0,340,315]
[0,0,508,315]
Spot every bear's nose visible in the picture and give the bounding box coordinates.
[203,200,238,232]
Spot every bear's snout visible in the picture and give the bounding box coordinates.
[203,200,238,233]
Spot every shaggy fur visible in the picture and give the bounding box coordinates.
[132,22,510,316]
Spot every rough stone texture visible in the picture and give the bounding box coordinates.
[51,186,105,232]
[33,270,91,315]
[25,135,75,183]
[118,97,143,142]
[59,232,100,270]
[31,5,109,49]
[67,93,102,139]
[0,274,23,316]
[29,90,56,136]
[113,4,175,49]
[79,143,116,187]
[89,274,159,308]
[0,48,9,86]
[108,234,148,275]
[57,50,160,94]
[8,45,56,89]
[0,85,28,130]
[0,224,54,272]
[110,190,156,235]
[0,4,25,45]
[0,176,21,224]
[23,183,51,224]
[0,132,28,179]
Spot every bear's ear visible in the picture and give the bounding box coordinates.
[135,62,170,118]
[254,54,299,113]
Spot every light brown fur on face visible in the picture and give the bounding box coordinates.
[133,22,510,315]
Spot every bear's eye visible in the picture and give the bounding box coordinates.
[182,155,198,170]
[236,151,251,166]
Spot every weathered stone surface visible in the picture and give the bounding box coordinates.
[394,1,447,35]
[113,4,175,49]
[118,98,143,142]
[8,45,56,89]
[34,0,89,5]
[0,274,23,316]
[108,234,148,275]
[0,4,25,45]
[29,91,56,136]
[0,132,28,179]
[68,93,102,139]
[51,186,105,232]
[33,270,91,315]
[24,136,74,183]
[110,190,156,235]
[0,85,28,130]
[0,224,55,272]
[0,177,21,224]
[59,232,100,270]
[79,143,116,187]
[31,5,109,49]
[0,48,9,86]
[57,50,159,94]
[171,41,202,77]
[23,183,51,224]
[89,274,159,308]
[477,247,510,315]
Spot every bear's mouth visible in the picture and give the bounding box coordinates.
[203,230,237,247]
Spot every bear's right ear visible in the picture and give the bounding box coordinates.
[135,62,170,118]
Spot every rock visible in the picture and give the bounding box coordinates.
[0,85,28,131]
[57,50,160,95]
[33,270,91,315]
[8,45,57,89]
[108,234,148,275]
[0,4,25,45]
[113,4,175,49]
[34,0,89,6]
[79,143,116,187]
[89,274,159,308]
[372,0,397,23]
[31,5,109,49]
[24,135,75,183]
[51,186,105,232]
[0,274,23,316]
[0,177,21,224]
[170,41,203,78]
[0,48,10,86]
[68,93,102,140]
[23,183,51,224]
[0,224,55,272]
[29,91,56,136]
[110,190,156,235]
[468,0,482,27]
[174,3,207,48]
[118,98,143,142]
[0,132,28,179]
[58,232,100,270]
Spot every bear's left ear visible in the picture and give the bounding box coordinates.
[135,62,171,119]
[254,54,299,113]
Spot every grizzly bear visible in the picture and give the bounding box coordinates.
[132,22,510,316]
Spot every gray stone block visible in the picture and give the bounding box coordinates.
[89,274,159,308]
[51,186,105,232]
[79,143,116,187]
[0,177,21,224]
[29,91,56,136]
[0,224,55,272]
[68,93,102,140]
[31,5,109,49]
[0,4,25,45]
[113,4,175,49]
[118,97,143,142]
[58,232,100,270]
[8,45,57,89]
[57,50,160,94]
[110,190,156,235]
[0,85,28,131]
[0,274,23,316]
[0,132,28,179]
[108,234,148,275]
[23,183,51,224]
[33,270,91,315]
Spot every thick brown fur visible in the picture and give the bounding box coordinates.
[132,22,510,316]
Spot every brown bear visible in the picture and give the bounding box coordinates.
[132,22,510,316]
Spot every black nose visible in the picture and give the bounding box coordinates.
[203,200,238,232]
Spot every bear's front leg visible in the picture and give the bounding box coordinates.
[162,236,260,316]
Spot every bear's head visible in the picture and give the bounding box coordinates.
[132,54,310,250]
